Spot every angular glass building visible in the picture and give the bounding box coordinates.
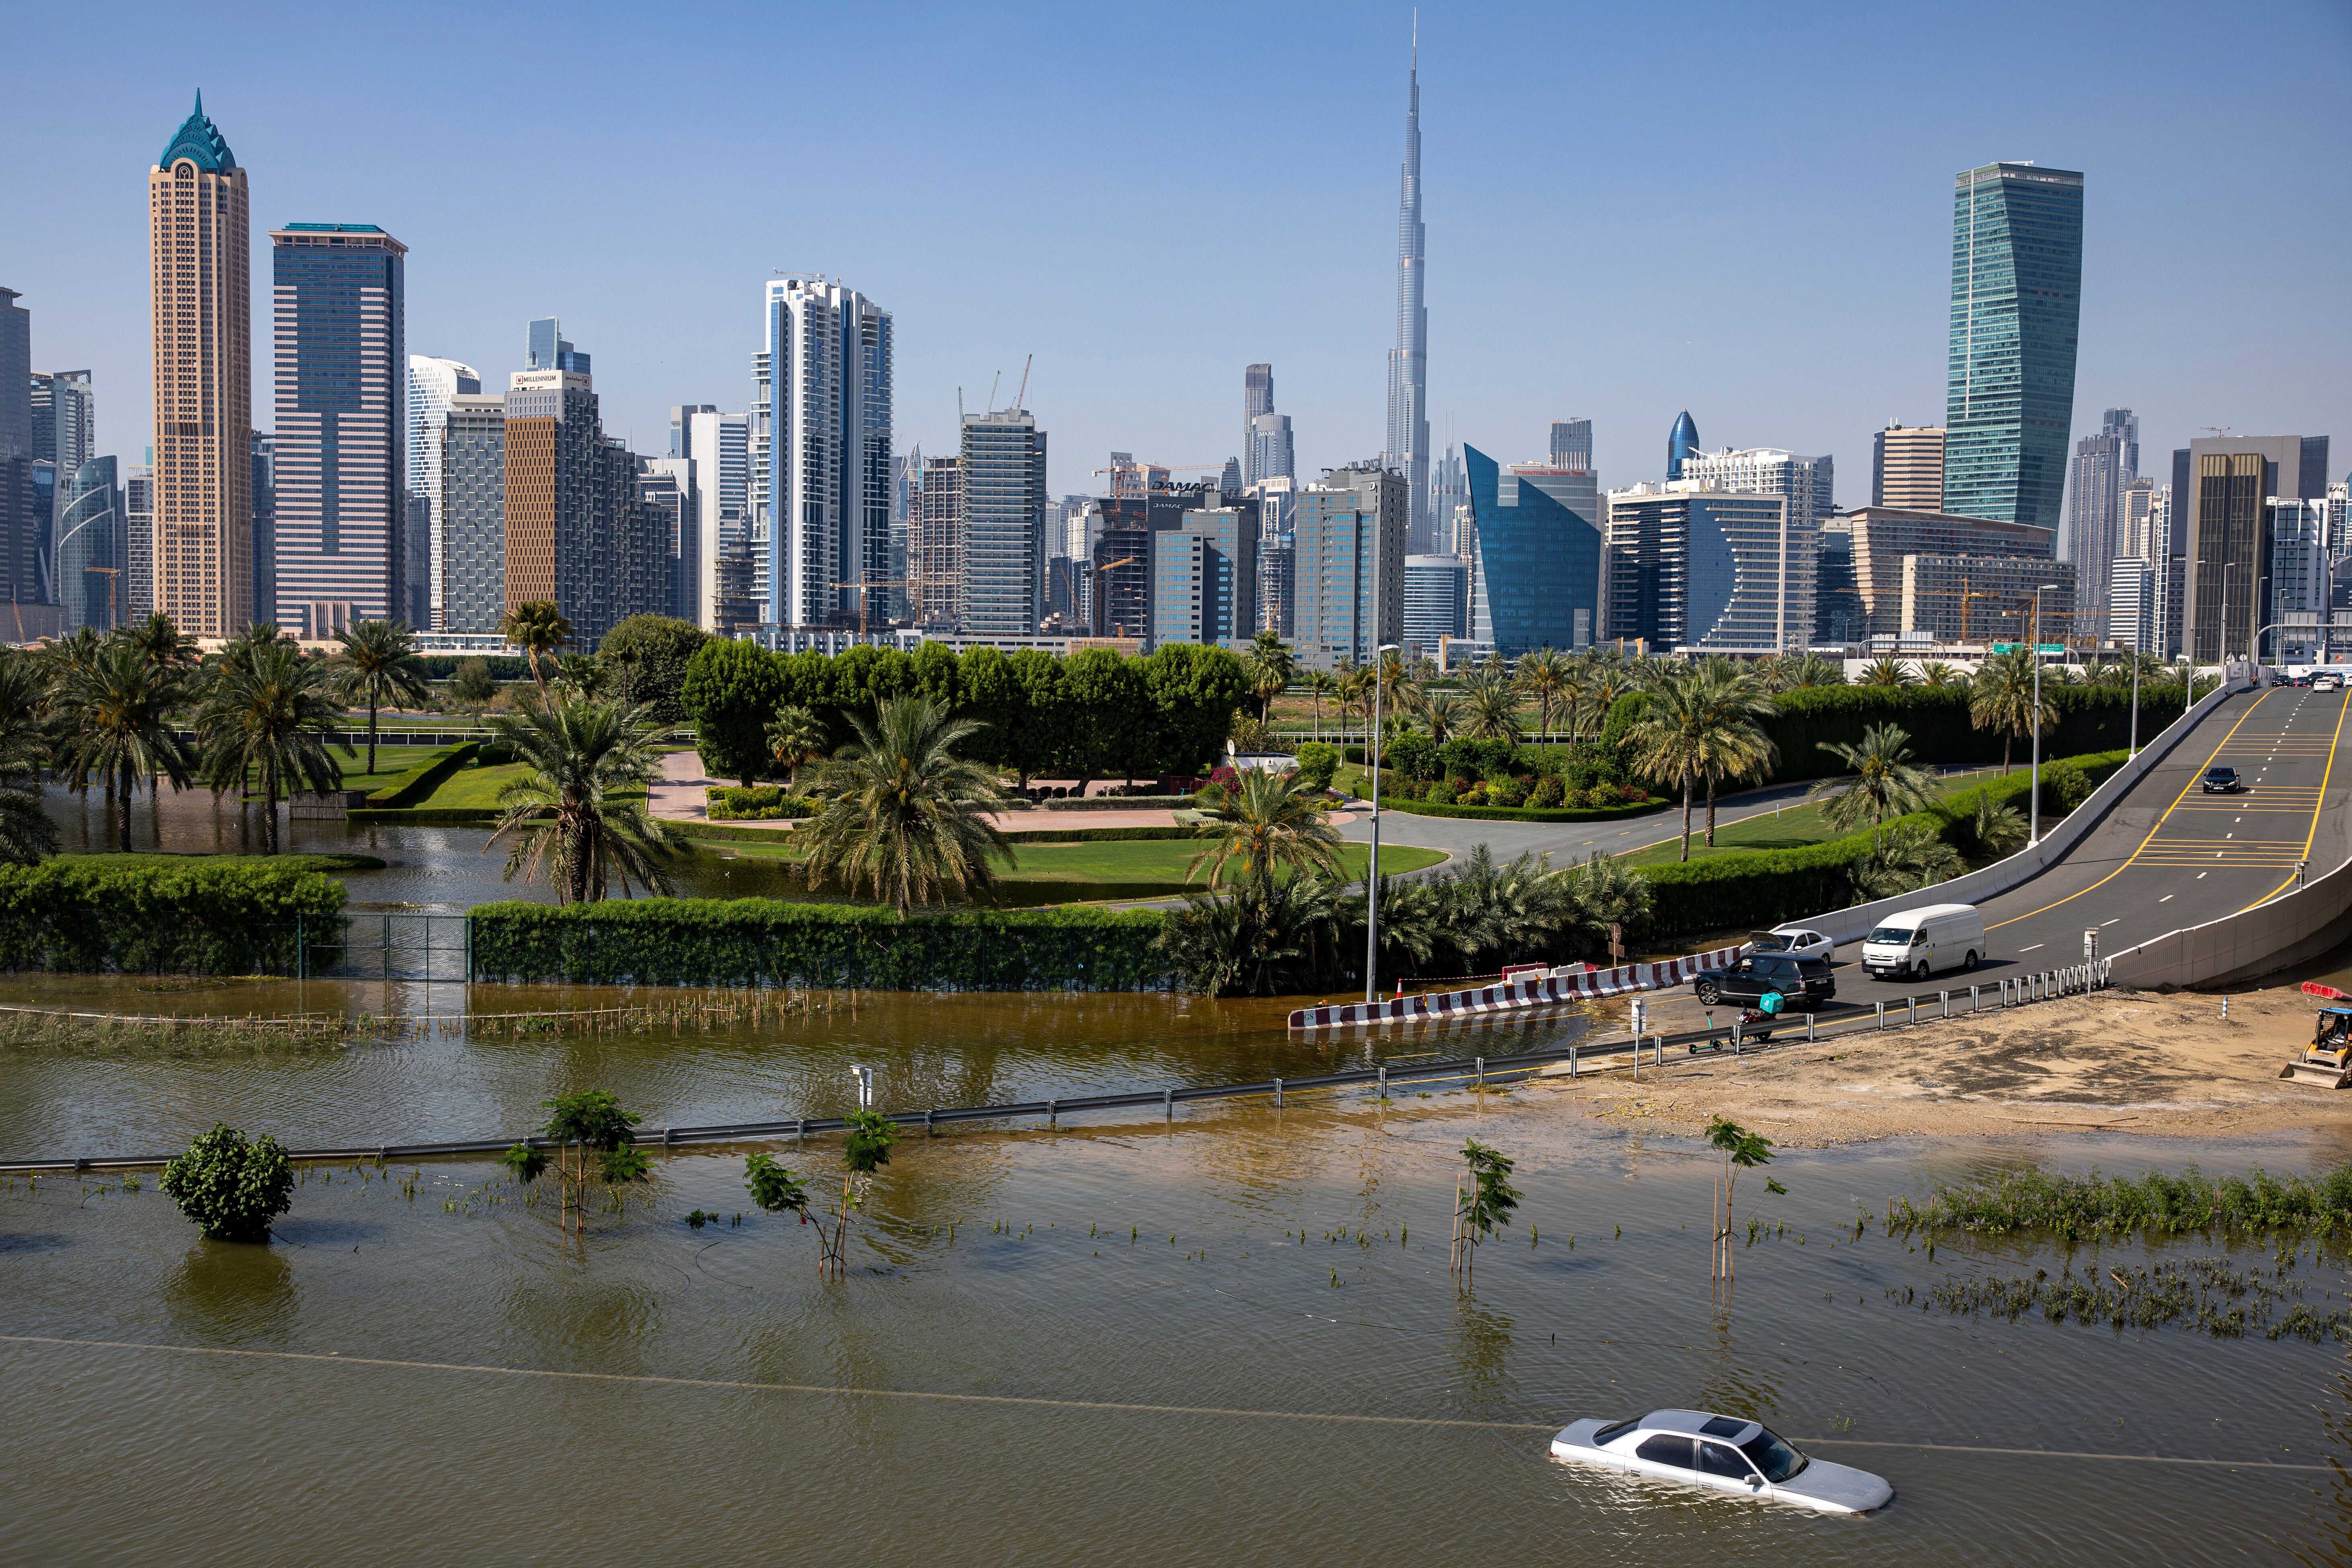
[1942,163,2084,532]
[1463,444,1599,658]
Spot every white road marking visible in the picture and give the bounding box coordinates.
[2159,894,2175,902]
[2102,919,2120,926]
[2018,943,2045,953]
[2198,872,2209,879]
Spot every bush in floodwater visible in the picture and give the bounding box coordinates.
[158,1123,296,1242]
[1894,1162,2352,1242]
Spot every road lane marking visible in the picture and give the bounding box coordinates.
[1986,691,2274,932]
[2241,691,2350,910]
[2158,894,2174,902]
[2018,943,2044,952]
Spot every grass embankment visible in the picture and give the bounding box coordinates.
[0,1008,348,1057]
[1616,767,2000,867]
[350,758,646,823]
[1894,1161,2352,1242]
[52,851,386,874]
[690,836,1445,901]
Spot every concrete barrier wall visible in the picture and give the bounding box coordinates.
[1799,669,2256,946]
[2106,851,2352,991]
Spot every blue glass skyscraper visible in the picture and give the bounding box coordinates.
[1463,444,1598,657]
[1668,411,1700,480]
[1942,162,2084,532]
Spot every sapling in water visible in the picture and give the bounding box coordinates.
[1449,1140,1521,1291]
[1705,1115,1783,1289]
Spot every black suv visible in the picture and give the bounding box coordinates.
[1691,953,1836,1010]
[2202,767,2241,794]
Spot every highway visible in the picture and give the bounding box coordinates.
[1809,683,2350,1012]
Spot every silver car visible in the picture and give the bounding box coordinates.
[1550,1408,1893,1513]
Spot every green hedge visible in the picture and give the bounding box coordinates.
[365,742,478,807]
[678,822,1200,848]
[1367,793,1669,824]
[707,785,821,821]
[1636,751,2127,940]
[0,859,348,975]
[468,898,1173,989]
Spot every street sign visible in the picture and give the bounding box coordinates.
[1991,643,2066,655]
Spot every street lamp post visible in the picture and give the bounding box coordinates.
[1364,639,1400,1004]
[2030,584,2058,845]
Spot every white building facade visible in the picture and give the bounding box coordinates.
[406,355,480,629]
[750,277,891,629]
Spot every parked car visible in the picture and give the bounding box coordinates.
[1860,902,1985,982]
[1550,1409,1893,1513]
[2202,766,2242,794]
[1750,925,1835,963]
[1692,952,1835,1010]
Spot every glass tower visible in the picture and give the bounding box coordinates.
[1942,163,2084,532]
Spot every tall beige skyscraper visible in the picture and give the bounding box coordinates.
[149,94,252,636]
[1871,424,1946,511]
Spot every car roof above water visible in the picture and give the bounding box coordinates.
[1636,1409,1763,1443]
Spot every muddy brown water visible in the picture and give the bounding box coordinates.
[3,998,2350,1565]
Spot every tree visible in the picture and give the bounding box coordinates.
[1141,643,1251,779]
[1243,629,1295,721]
[1517,647,1570,741]
[540,1090,641,1238]
[486,691,676,904]
[0,654,56,865]
[498,601,574,690]
[555,653,608,697]
[798,1109,899,1281]
[1156,869,1347,996]
[1563,851,1651,960]
[1916,660,1964,689]
[1969,646,2055,773]
[122,611,200,672]
[597,614,710,722]
[1419,691,1463,746]
[797,695,1015,914]
[1186,767,1347,890]
[764,704,829,789]
[680,638,785,785]
[1963,792,2028,862]
[333,619,429,777]
[1806,722,1938,850]
[192,632,349,855]
[1705,1115,1780,1287]
[1450,1140,1520,1291]
[449,658,497,707]
[1623,667,1776,861]
[1858,655,1917,687]
[51,642,195,853]
[1687,660,1779,843]
[1459,671,1524,743]
[1302,669,1336,742]
[1848,824,1967,900]
[158,1123,295,1242]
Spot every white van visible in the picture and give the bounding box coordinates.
[1860,903,1986,982]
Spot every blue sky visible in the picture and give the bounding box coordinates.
[4,0,2347,502]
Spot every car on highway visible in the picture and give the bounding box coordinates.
[1860,902,1985,982]
[2202,766,2243,794]
[1750,924,1835,963]
[2317,674,2343,692]
[1550,1408,1893,1513]
[1691,951,1835,1010]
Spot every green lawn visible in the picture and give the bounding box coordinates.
[392,760,645,812]
[55,851,386,873]
[1617,767,2003,867]
[688,834,1443,894]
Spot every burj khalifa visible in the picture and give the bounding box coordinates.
[1384,43,1431,554]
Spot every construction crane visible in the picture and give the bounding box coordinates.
[826,576,921,638]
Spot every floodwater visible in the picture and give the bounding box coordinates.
[3,1030,2350,1564]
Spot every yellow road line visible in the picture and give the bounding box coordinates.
[2241,692,2350,910]
[1986,691,2273,932]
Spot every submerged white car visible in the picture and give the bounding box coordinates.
[1551,1409,1893,1513]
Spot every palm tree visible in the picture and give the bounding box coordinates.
[51,642,193,853]
[797,694,1014,914]
[333,619,429,777]
[1968,646,2055,773]
[1334,662,1371,743]
[1459,668,1524,743]
[1786,652,1847,688]
[1624,666,1777,861]
[498,601,574,691]
[486,691,675,903]
[1186,766,1346,890]
[1515,647,1570,741]
[1302,670,1336,742]
[193,633,350,854]
[1964,791,2029,861]
[0,656,57,865]
[1157,869,1346,996]
[1916,660,1963,689]
[1686,661,1780,844]
[1419,691,1463,746]
[764,704,829,789]
[122,611,200,672]
[1806,722,1939,850]
[1847,825,1967,901]
[1243,629,1295,721]
[1858,655,1918,687]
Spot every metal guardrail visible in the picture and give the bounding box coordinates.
[0,961,2115,1174]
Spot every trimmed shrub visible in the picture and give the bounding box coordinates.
[1294,741,1342,791]
[0,859,347,975]
[2041,758,2092,816]
[467,899,1174,990]
[1375,792,1667,824]
[1528,776,1564,808]
[158,1124,295,1242]
[1385,732,1437,781]
[706,785,821,821]
[1426,781,1457,806]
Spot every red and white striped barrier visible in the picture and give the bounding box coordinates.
[1288,943,1746,1030]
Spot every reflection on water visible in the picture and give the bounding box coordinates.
[3,1109,2348,1565]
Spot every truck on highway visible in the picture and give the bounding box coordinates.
[1860,903,1986,983]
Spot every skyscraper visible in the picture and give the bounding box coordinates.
[914,454,961,630]
[1942,162,2084,533]
[1425,444,1466,555]
[1603,482,1808,654]
[0,289,30,618]
[1243,363,1274,482]
[670,404,750,632]
[1667,411,1700,480]
[31,370,94,473]
[1383,46,1430,553]
[1466,447,1601,656]
[55,457,123,633]
[270,223,407,637]
[1292,461,1407,670]
[1672,448,1835,538]
[750,277,892,628]
[1247,414,1294,487]
[957,409,1047,636]
[150,94,253,637]
[2179,433,2332,663]
[410,355,481,629]
[438,393,504,633]
[1871,424,1946,510]
[1549,419,1592,472]
[250,432,274,625]
[2066,407,2137,632]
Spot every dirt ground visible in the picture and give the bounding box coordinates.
[1529,982,2352,1147]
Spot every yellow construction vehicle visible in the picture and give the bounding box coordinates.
[2282,983,2352,1089]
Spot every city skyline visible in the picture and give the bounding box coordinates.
[2,0,2340,517]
